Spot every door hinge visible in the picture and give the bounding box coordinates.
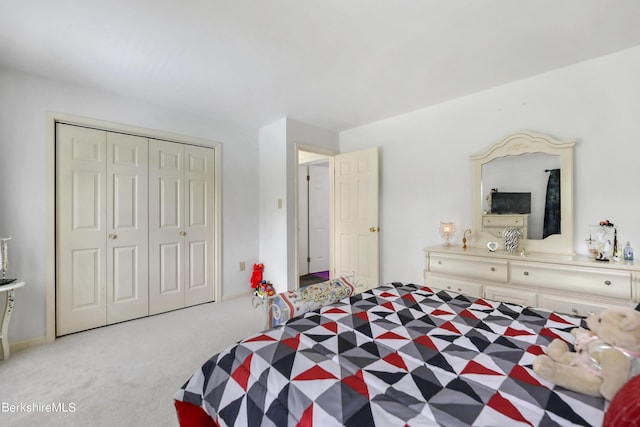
[307,257,311,263]
[306,174,310,181]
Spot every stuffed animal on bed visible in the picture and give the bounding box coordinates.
[533,307,640,400]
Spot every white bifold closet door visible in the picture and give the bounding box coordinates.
[148,140,214,315]
[56,124,149,336]
[56,124,215,336]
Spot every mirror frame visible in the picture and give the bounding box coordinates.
[471,131,576,255]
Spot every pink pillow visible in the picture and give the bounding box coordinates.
[604,375,640,427]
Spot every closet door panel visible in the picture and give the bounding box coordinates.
[71,249,101,308]
[112,246,138,300]
[184,145,215,306]
[189,241,207,287]
[149,140,185,314]
[159,243,181,293]
[106,132,149,324]
[56,124,107,336]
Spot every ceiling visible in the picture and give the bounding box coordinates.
[2,0,640,132]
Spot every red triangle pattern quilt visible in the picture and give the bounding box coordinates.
[175,283,606,426]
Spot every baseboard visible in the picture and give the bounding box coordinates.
[10,335,47,353]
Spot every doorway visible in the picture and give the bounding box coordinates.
[295,146,379,291]
[298,151,331,287]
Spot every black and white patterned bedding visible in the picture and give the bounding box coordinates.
[175,283,606,426]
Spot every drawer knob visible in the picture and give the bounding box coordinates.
[604,280,612,286]
[437,261,442,265]
[490,267,496,272]
[523,271,529,276]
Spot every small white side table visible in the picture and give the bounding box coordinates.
[0,280,25,361]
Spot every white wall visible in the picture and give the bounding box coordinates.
[0,69,259,343]
[339,46,640,285]
[258,119,289,292]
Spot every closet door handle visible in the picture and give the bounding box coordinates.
[490,267,496,272]
[179,231,187,236]
[523,271,529,276]
[108,233,117,240]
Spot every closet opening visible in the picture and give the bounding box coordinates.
[46,113,221,340]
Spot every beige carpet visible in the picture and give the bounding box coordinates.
[0,294,264,427]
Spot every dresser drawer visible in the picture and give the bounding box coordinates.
[426,276,483,298]
[538,294,628,317]
[429,254,508,283]
[484,285,537,307]
[482,215,527,228]
[510,262,631,300]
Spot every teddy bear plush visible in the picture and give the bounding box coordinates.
[533,306,640,400]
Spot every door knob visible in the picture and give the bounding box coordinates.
[179,231,187,236]
[108,233,117,239]
[369,227,380,232]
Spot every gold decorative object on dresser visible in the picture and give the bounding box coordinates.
[424,245,639,316]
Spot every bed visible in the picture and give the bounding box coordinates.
[174,282,612,426]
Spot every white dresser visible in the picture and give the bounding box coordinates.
[424,245,639,316]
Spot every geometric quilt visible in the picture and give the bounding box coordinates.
[174,283,606,426]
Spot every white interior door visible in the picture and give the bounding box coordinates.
[183,144,215,307]
[333,147,379,289]
[56,124,107,335]
[106,132,149,324]
[56,123,216,334]
[308,163,330,273]
[57,125,151,335]
[149,140,185,315]
[298,164,309,276]
[149,141,215,314]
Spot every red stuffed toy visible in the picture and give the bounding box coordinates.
[250,263,264,289]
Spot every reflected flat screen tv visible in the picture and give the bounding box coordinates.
[491,192,531,214]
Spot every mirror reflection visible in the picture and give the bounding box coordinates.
[482,153,561,240]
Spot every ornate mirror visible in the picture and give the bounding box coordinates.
[471,131,576,255]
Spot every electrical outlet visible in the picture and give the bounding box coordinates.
[239,261,246,272]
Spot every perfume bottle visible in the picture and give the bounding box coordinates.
[623,241,634,261]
